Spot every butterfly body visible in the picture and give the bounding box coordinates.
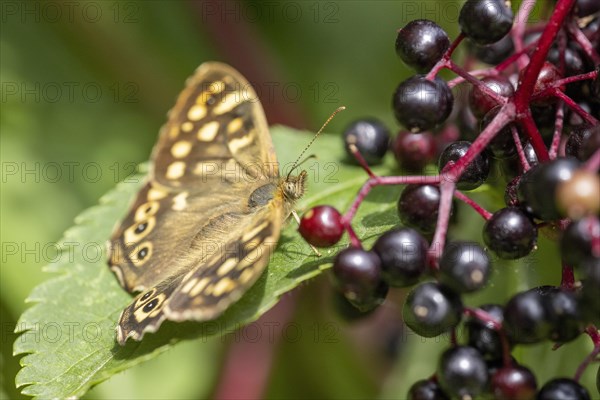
[108,62,306,345]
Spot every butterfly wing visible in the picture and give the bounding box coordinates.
[108,62,279,293]
[109,62,294,344]
[116,198,284,344]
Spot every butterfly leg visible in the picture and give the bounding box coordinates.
[291,210,321,257]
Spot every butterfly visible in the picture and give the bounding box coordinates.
[107,62,307,345]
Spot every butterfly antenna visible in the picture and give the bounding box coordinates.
[287,106,346,179]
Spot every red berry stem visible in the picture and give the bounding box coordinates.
[512,0,538,70]
[428,180,455,268]
[511,125,531,172]
[574,325,600,381]
[426,33,465,80]
[565,19,600,64]
[559,263,576,290]
[342,175,441,225]
[463,307,513,367]
[512,0,576,161]
[548,69,599,88]
[344,223,362,249]
[518,112,550,161]
[347,143,376,178]
[444,104,514,184]
[550,89,599,125]
[446,60,508,105]
[548,102,565,159]
[453,190,492,220]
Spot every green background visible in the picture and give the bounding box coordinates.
[1,1,597,399]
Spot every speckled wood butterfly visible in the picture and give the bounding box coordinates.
[108,62,308,345]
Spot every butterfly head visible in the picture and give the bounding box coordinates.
[280,170,307,202]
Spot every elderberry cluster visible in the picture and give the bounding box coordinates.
[299,0,599,398]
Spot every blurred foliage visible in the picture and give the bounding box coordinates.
[1,0,596,399]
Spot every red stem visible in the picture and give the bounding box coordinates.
[560,263,576,290]
[512,0,576,161]
[463,307,512,367]
[453,191,492,220]
[426,33,465,80]
[428,180,455,269]
[574,325,600,381]
[511,125,531,172]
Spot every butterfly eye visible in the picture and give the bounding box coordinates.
[143,298,159,313]
[206,95,216,106]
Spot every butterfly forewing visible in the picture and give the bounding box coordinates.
[151,62,279,188]
[108,62,302,344]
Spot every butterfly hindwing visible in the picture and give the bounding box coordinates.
[165,200,283,322]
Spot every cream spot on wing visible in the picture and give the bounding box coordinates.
[227,117,243,134]
[238,268,254,284]
[166,161,186,180]
[217,258,238,276]
[213,92,242,115]
[228,135,253,152]
[147,187,168,201]
[238,246,264,268]
[172,191,188,211]
[209,80,225,94]
[211,278,234,297]
[180,278,198,294]
[135,201,160,221]
[197,121,220,141]
[168,125,180,139]
[188,104,207,121]
[189,278,210,297]
[182,121,194,132]
[241,220,270,242]
[171,140,192,158]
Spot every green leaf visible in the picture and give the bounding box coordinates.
[14,126,398,399]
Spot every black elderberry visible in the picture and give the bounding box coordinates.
[332,248,388,312]
[537,286,584,343]
[402,282,463,337]
[537,378,591,400]
[395,19,450,73]
[436,346,489,399]
[392,75,454,132]
[459,0,514,45]
[372,228,428,287]
[397,184,441,235]
[483,207,537,260]
[503,289,552,344]
[439,242,491,293]
[407,379,450,400]
[343,118,390,165]
[560,216,599,269]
